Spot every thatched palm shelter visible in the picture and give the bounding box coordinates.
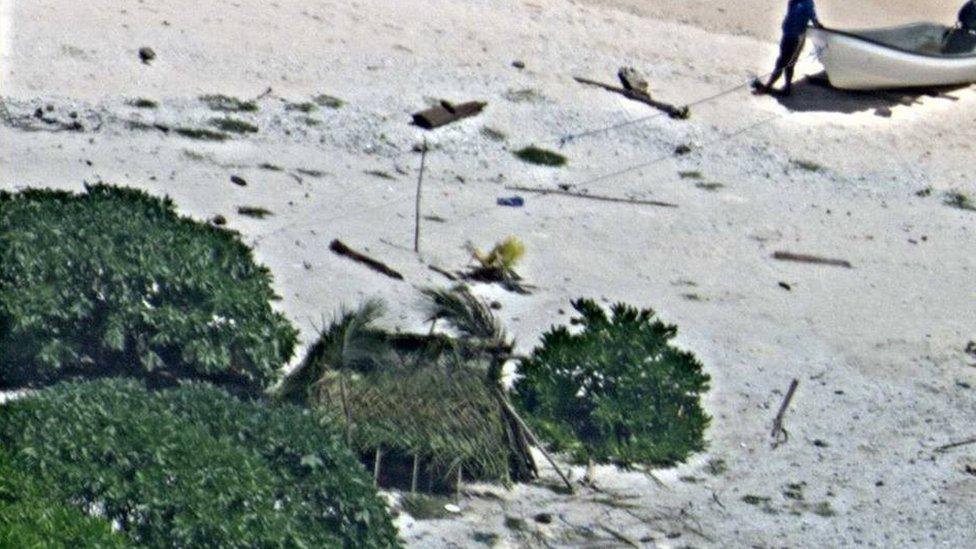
[277,288,538,490]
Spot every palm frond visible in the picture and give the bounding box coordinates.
[276,298,390,403]
[421,285,505,344]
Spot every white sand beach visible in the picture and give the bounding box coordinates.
[2,0,975,546]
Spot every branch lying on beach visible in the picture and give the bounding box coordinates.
[772,251,853,269]
[574,73,689,119]
[506,185,678,208]
[934,436,976,453]
[329,239,404,280]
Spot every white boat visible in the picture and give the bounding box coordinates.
[808,23,976,90]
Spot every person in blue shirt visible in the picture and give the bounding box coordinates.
[753,0,821,96]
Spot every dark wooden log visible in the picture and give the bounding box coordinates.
[773,251,853,269]
[574,76,689,119]
[412,100,487,129]
[330,239,405,280]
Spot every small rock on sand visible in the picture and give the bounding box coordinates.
[138,47,156,64]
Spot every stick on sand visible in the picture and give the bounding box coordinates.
[773,251,853,269]
[771,378,800,448]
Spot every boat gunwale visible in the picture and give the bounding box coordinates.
[814,23,976,60]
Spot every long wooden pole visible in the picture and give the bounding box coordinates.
[411,455,420,493]
[494,389,574,493]
[373,446,383,487]
[414,138,427,253]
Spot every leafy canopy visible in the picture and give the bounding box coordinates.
[514,299,711,466]
[0,185,297,392]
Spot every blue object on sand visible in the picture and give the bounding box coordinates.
[497,196,524,207]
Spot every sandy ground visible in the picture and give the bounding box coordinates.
[582,0,963,41]
[2,0,976,547]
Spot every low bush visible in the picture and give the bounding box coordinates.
[514,299,711,466]
[200,94,259,112]
[513,146,567,167]
[0,185,297,392]
[0,379,400,548]
[0,449,126,547]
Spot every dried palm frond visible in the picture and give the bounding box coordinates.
[276,299,391,403]
[421,285,505,344]
[468,236,525,272]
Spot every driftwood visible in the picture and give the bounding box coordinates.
[574,74,689,119]
[329,239,404,280]
[935,436,976,453]
[506,185,678,208]
[412,100,486,129]
[773,251,853,269]
[770,379,800,448]
[495,389,573,493]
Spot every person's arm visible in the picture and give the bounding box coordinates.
[809,1,822,28]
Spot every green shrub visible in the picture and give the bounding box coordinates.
[513,146,567,167]
[0,449,127,547]
[0,379,400,548]
[200,94,259,112]
[312,94,345,109]
[514,299,710,466]
[0,185,297,392]
[174,127,231,141]
[209,117,259,134]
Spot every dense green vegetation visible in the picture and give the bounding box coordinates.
[0,449,126,547]
[514,299,711,466]
[0,185,297,392]
[0,379,400,548]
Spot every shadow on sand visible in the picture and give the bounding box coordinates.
[772,72,971,116]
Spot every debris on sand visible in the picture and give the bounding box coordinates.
[772,251,853,269]
[413,100,486,129]
[329,239,404,280]
[138,46,156,64]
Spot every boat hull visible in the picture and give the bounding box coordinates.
[809,27,976,90]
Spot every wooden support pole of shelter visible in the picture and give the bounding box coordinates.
[506,185,678,208]
[414,138,427,253]
[373,446,383,487]
[339,375,352,448]
[495,389,574,494]
[411,455,420,493]
[574,74,689,119]
[770,379,800,448]
[456,466,463,502]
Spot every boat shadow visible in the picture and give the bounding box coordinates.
[773,72,970,116]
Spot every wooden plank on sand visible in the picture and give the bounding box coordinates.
[412,100,486,129]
